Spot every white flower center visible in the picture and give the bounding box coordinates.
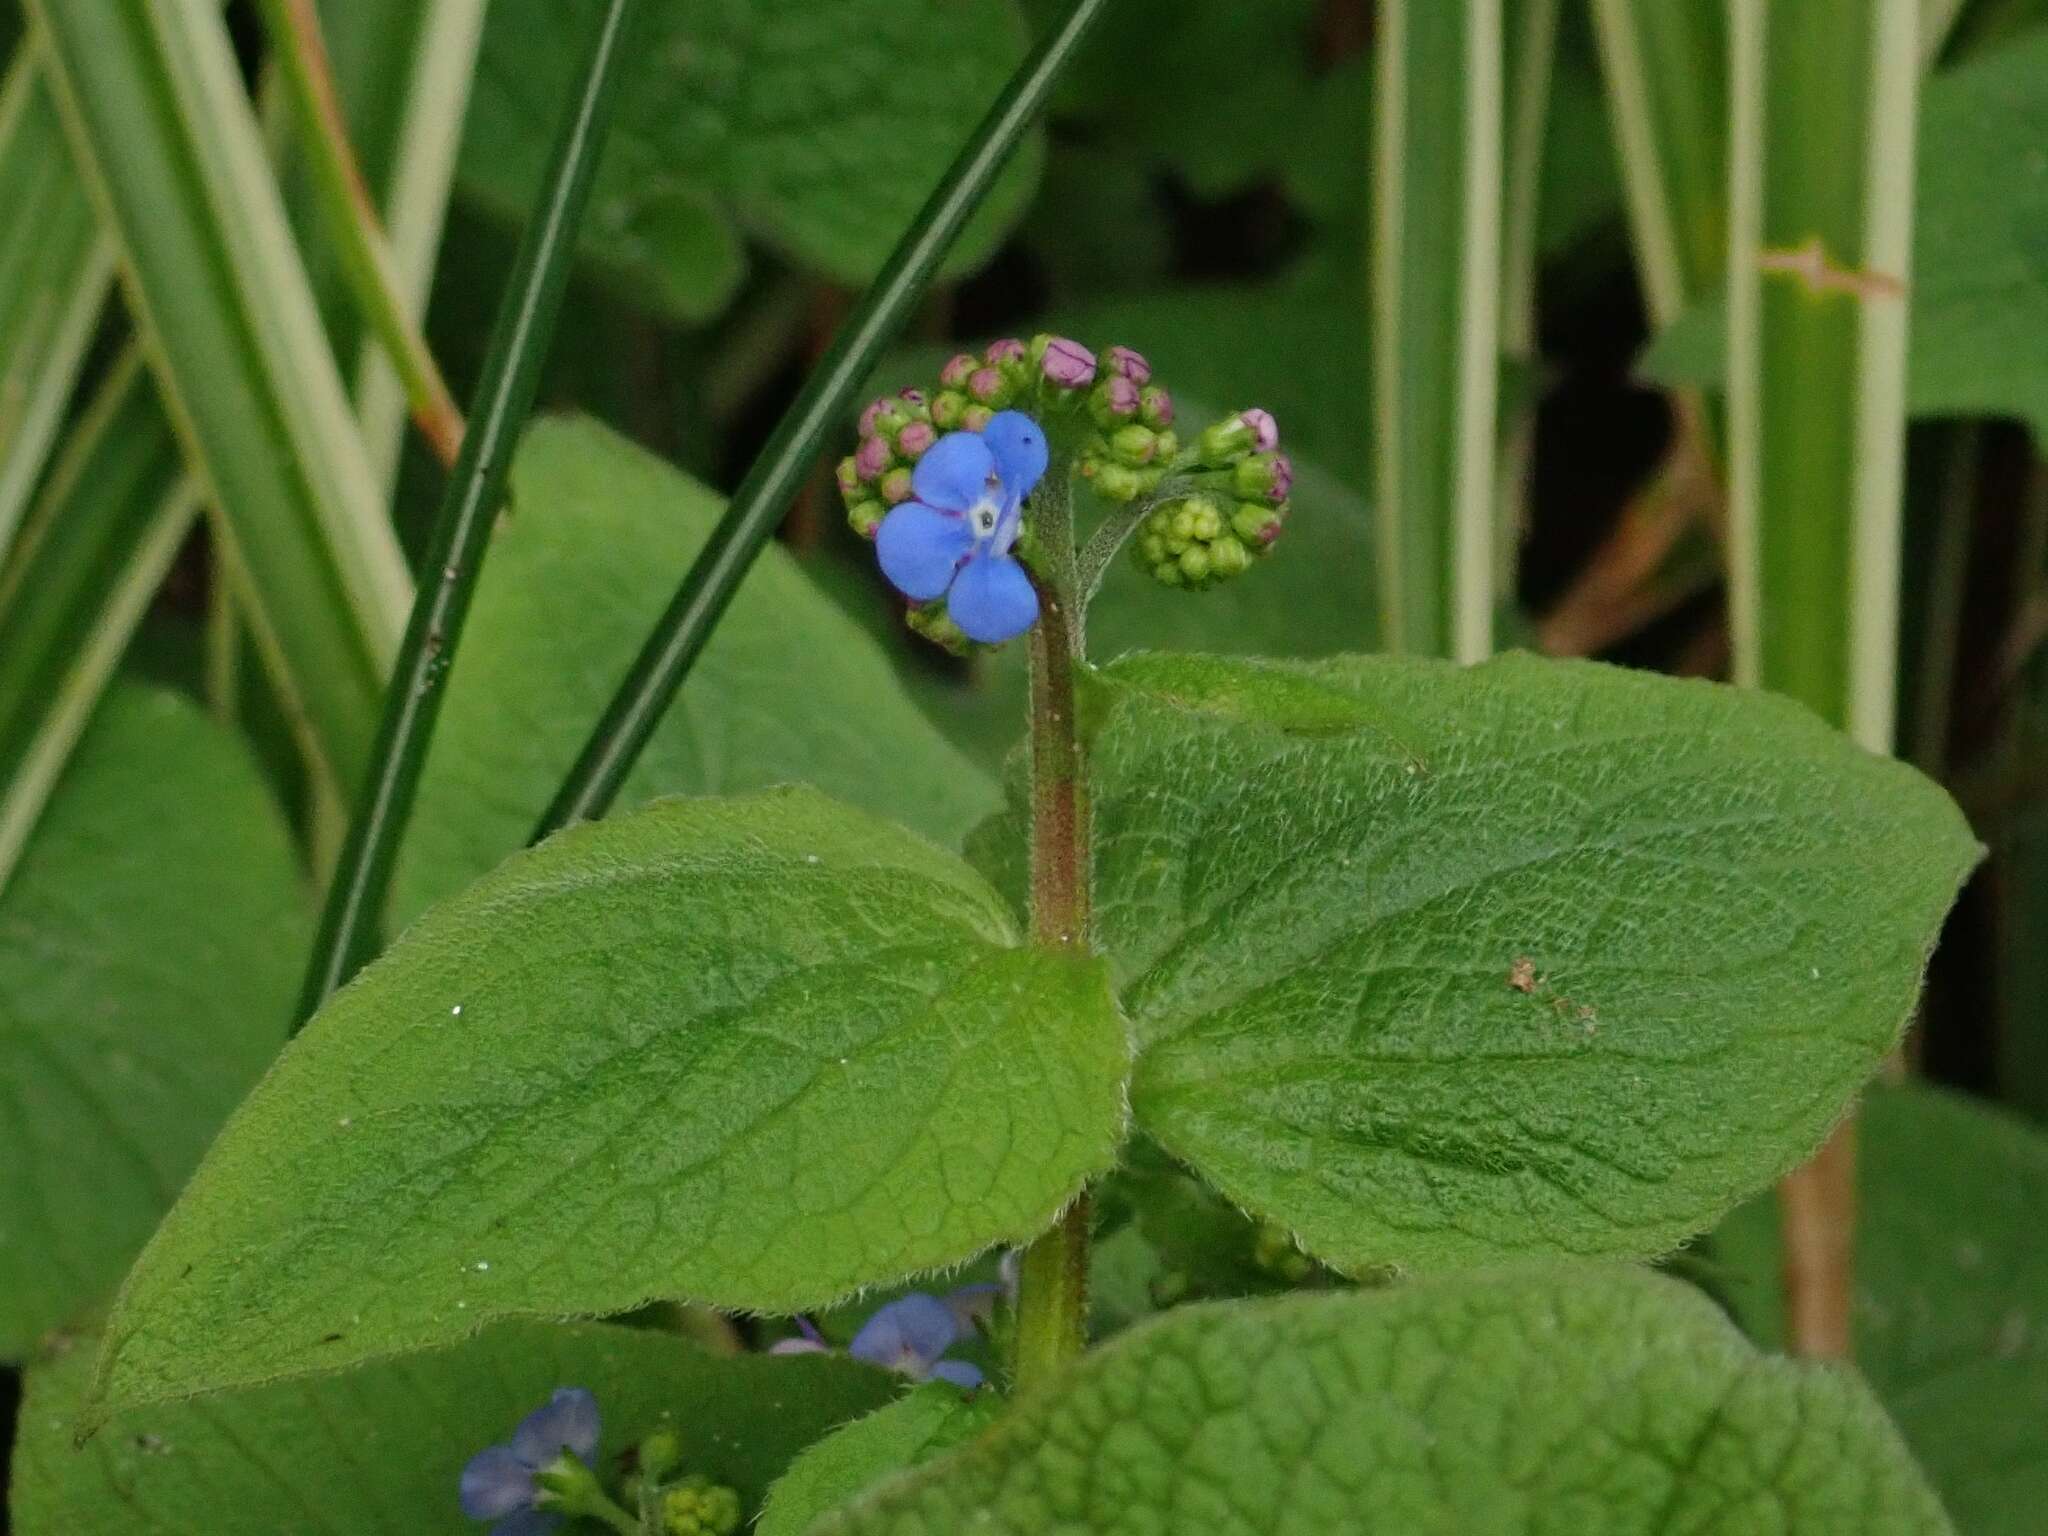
[968,497,1001,540]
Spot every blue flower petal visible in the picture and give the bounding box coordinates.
[929,1358,986,1390]
[876,502,973,601]
[490,1509,563,1536]
[460,1445,538,1520]
[850,1293,959,1373]
[910,431,997,513]
[512,1388,600,1467]
[981,411,1048,504]
[948,553,1039,644]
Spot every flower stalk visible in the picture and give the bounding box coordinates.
[1011,472,1094,1392]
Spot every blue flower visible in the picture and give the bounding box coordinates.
[460,1388,601,1536]
[849,1292,984,1389]
[874,411,1049,644]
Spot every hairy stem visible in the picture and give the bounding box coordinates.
[255,0,464,469]
[1011,501,1093,1391]
[1779,1116,1856,1357]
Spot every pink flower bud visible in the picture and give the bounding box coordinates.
[984,337,1027,365]
[859,398,891,438]
[856,434,891,480]
[1106,345,1152,385]
[1042,337,1097,388]
[1241,408,1279,453]
[962,403,995,432]
[879,466,914,504]
[899,388,928,409]
[969,367,1006,403]
[1140,386,1175,428]
[898,421,936,459]
[940,353,977,388]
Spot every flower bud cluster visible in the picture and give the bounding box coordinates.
[661,1476,744,1536]
[1130,408,1292,590]
[837,386,942,539]
[837,335,1182,536]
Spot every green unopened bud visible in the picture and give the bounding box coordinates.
[848,500,886,538]
[1082,458,1146,503]
[662,1476,743,1536]
[878,467,913,505]
[1170,497,1223,542]
[1109,423,1159,467]
[1253,1222,1314,1282]
[871,399,916,439]
[907,601,971,656]
[961,403,995,433]
[1209,534,1253,579]
[1198,416,1252,464]
[637,1428,684,1482]
[1233,452,1293,503]
[1177,544,1212,583]
[835,455,863,507]
[930,390,969,430]
[1232,500,1287,551]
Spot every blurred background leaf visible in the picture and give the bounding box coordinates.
[0,686,306,1359]
[457,0,1043,322]
[1712,1084,2048,1536]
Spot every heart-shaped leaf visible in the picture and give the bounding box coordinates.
[91,788,1128,1418]
[969,651,1977,1273]
[806,1265,1951,1535]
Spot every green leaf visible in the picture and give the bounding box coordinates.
[1021,0,1322,199]
[807,1264,1953,1535]
[0,684,308,1358]
[971,651,1977,1274]
[91,787,1129,1416]
[1642,28,2048,442]
[1712,1084,2048,1536]
[458,0,1041,318]
[12,1320,896,1533]
[758,1383,998,1536]
[392,416,1000,923]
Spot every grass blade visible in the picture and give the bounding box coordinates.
[295,0,643,1021]
[0,354,199,896]
[1372,0,1505,663]
[1587,0,1728,328]
[1726,0,1922,1357]
[1496,0,1560,618]
[256,0,464,470]
[26,0,412,800]
[532,0,1115,838]
[345,0,488,492]
[0,45,115,555]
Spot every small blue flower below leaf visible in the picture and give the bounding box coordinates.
[849,1293,985,1389]
[460,1388,601,1535]
[875,411,1047,644]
